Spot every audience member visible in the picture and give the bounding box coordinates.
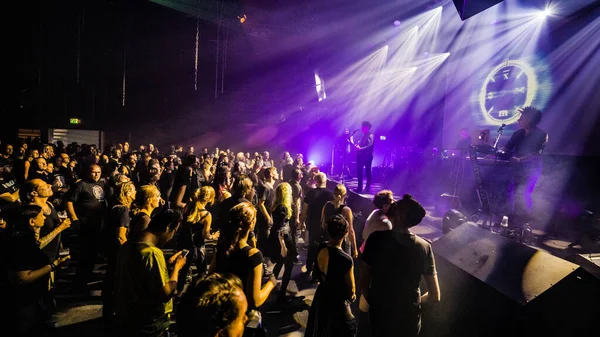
[301,172,334,276]
[360,194,440,337]
[177,273,248,337]
[115,210,187,337]
[306,214,357,337]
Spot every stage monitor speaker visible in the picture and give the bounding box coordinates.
[421,222,600,337]
[452,0,504,21]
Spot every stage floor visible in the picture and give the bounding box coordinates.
[329,176,445,243]
[328,176,596,262]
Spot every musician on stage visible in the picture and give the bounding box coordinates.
[354,121,374,193]
[500,107,548,224]
[456,128,472,156]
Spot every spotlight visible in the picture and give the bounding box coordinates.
[394,20,401,26]
[237,14,247,23]
[537,7,553,18]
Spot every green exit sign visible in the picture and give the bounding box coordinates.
[70,118,81,124]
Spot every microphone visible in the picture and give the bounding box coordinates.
[497,124,506,132]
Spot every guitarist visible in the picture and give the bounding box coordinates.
[501,107,548,224]
[353,121,375,193]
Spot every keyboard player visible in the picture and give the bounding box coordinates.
[499,107,548,224]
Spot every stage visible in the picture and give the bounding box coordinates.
[327,173,599,264]
[327,176,445,244]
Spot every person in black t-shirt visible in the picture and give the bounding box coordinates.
[301,172,334,275]
[353,121,375,193]
[211,202,278,313]
[255,168,277,254]
[4,205,70,336]
[66,164,107,289]
[102,180,136,322]
[169,155,201,210]
[360,194,440,337]
[501,106,548,223]
[0,163,21,226]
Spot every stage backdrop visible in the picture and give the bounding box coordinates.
[442,1,600,156]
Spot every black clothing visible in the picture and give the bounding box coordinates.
[129,213,152,239]
[169,166,196,205]
[355,131,374,156]
[355,131,374,191]
[7,232,52,307]
[322,202,351,255]
[215,196,250,232]
[159,171,176,203]
[362,230,437,337]
[28,171,53,185]
[306,245,356,337]
[102,205,131,254]
[11,158,27,185]
[5,231,56,336]
[0,176,18,195]
[102,204,131,319]
[304,188,335,235]
[40,203,61,260]
[255,182,274,251]
[304,187,335,273]
[214,245,264,310]
[281,164,295,182]
[267,205,295,262]
[505,128,548,158]
[67,180,106,220]
[505,127,547,222]
[66,179,106,286]
[269,205,296,300]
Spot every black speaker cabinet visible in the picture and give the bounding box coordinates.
[452,0,505,21]
[421,223,600,337]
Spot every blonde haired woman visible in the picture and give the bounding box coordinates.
[268,182,297,304]
[129,185,162,239]
[178,186,218,278]
[102,180,136,321]
[322,184,358,258]
[211,203,277,335]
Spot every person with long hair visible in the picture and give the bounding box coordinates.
[129,185,162,239]
[19,179,72,260]
[306,215,357,337]
[212,166,232,204]
[268,182,297,304]
[360,194,440,337]
[178,186,218,282]
[102,181,136,323]
[177,273,248,337]
[210,202,277,334]
[322,184,358,259]
[4,205,71,336]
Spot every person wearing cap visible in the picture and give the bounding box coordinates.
[360,194,440,337]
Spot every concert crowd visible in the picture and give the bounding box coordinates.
[0,138,440,337]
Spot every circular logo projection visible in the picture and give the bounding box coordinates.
[479,60,538,125]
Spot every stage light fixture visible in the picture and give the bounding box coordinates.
[314,69,326,102]
[537,6,554,19]
[238,14,247,23]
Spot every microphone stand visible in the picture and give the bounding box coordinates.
[492,124,506,151]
